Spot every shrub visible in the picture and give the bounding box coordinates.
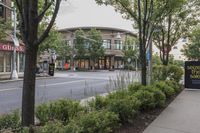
[66,110,119,133]
[153,65,168,81]
[107,96,141,123]
[165,80,182,93]
[128,82,144,94]
[107,90,129,99]
[152,65,183,83]
[146,87,166,107]
[167,65,183,83]
[134,90,156,110]
[154,81,175,98]
[88,95,108,110]
[38,120,66,133]
[0,111,20,131]
[36,99,84,124]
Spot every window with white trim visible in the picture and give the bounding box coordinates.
[115,40,123,50]
[102,39,111,49]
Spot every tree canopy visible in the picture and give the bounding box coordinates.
[182,27,200,61]
[95,0,178,85]
[87,28,104,66]
[153,0,199,65]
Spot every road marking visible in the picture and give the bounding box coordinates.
[0,79,107,92]
[39,80,86,87]
[0,88,20,92]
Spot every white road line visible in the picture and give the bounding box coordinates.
[0,88,20,92]
[39,80,87,87]
[0,79,97,92]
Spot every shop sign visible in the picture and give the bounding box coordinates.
[185,61,200,89]
[0,43,25,52]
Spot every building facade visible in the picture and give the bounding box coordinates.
[0,0,25,79]
[58,27,136,70]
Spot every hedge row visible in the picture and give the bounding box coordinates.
[0,80,182,133]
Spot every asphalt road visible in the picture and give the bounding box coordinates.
[0,70,140,114]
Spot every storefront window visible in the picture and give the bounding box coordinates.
[85,60,89,69]
[98,57,105,69]
[0,52,4,72]
[5,52,11,72]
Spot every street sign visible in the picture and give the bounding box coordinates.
[146,49,150,61]
[185,61,200,89]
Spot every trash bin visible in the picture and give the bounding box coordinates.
[48,63,55,76]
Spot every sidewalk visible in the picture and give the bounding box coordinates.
[143,89,200,133]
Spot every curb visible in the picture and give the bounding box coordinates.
[80,93,109,106]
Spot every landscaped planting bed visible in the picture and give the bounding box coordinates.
[0,79,183,133]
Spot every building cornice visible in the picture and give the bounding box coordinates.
[58,26,137,37]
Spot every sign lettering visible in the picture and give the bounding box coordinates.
[185,61,200,89]
[0,43,25,52]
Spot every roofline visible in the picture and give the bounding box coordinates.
[58,26,137,37]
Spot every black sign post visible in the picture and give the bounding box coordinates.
[48,63,55,76]
[185,61,200,89]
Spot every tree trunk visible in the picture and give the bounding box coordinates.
[163,54,169,66]
[138,0,147,85]
[141,45,147,85]
[22,44,38,126]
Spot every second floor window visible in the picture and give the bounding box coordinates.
[84,41,90,49]
[103,39,111,49]
[115,40,123,50]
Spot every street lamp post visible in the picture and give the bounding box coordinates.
[0,2,19,79]
[11,7,19,79]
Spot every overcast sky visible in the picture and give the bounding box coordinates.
[56,0,134,31]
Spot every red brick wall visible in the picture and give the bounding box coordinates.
[6,0,11,20]
[1,0,11,20]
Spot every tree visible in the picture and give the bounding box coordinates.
[87,28,104,69]
[38,27,64,53]
[153,0,198,65]
[14,0,62,126]
[74,29,86,58]
[123,36,139,68]
[182,27,200,61]
[56,38,71,70]
[0,18,11,41]
[95,0,170,85]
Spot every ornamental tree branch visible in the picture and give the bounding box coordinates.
[37,0,53,22]
[118,1,138,22]
[35,0,61,46]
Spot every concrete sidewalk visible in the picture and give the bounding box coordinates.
[144,89,200,133]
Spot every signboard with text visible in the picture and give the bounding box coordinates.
[185,61,200,89]
[0,43,25,52]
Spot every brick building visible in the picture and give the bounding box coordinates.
[58,27,137,70]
